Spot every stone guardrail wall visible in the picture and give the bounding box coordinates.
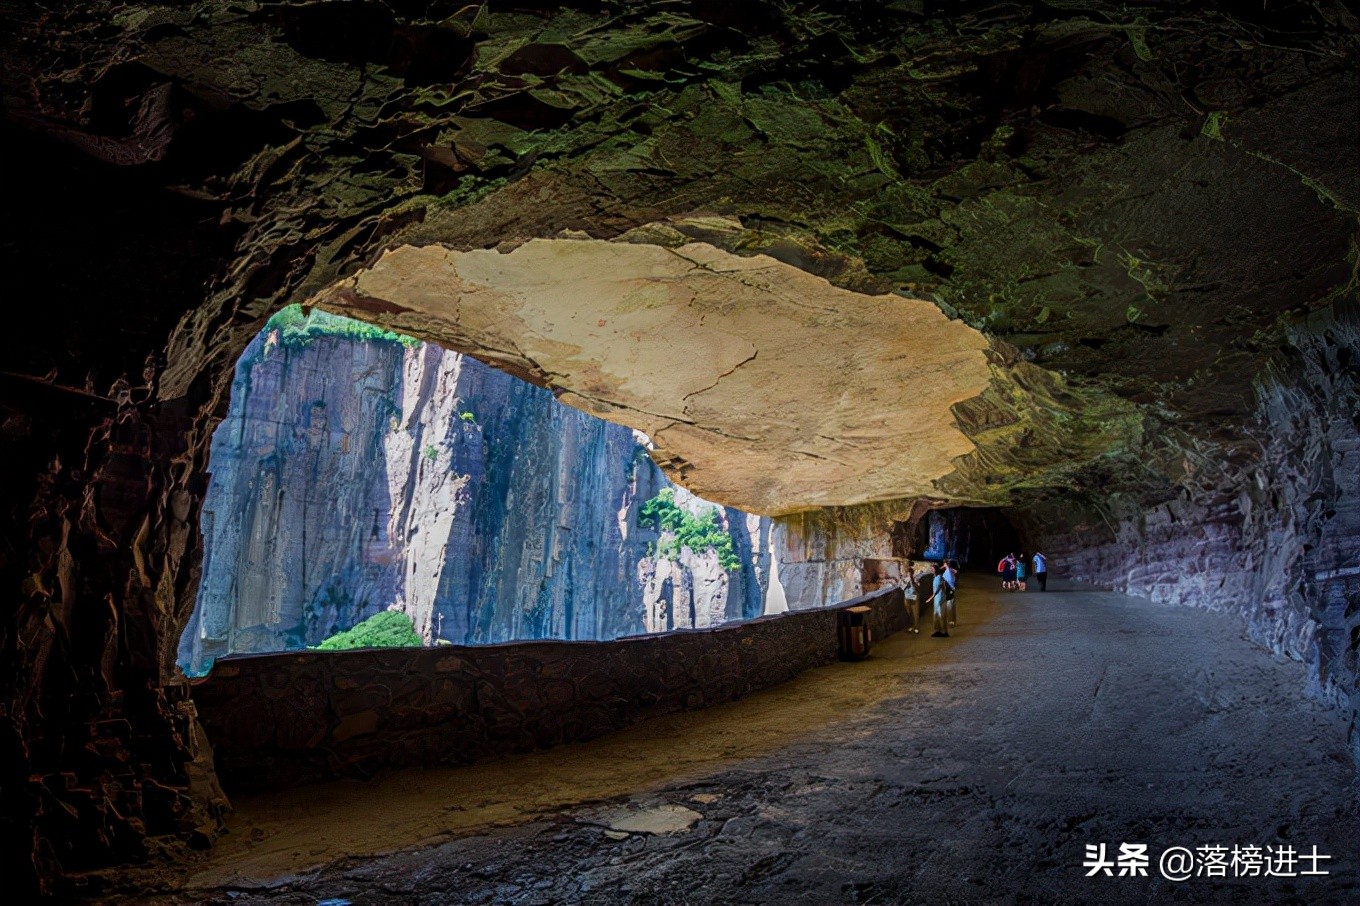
[192,587,912,792]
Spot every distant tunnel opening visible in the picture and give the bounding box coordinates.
[912,507,1023,571]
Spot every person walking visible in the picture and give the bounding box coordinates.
[902,562,921,633]
[930,562,951,637]
[1016,553,1028,591]
[944,559,959,627]
[1032,551,1048,591]
[998,552,1017,591]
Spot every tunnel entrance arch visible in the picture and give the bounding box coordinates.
[172,236,1008,677]
[916,506,1022,570]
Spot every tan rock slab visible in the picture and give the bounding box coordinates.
[320,238,991,514]
[603,803,703,835]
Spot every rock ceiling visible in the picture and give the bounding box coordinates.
[6,0,1357,519]
[246,0,1345,518]
[320,237,994,514]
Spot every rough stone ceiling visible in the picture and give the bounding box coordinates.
[318,238,993,515]
[9,0,1342,519]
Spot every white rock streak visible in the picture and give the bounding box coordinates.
[383,344,468,639]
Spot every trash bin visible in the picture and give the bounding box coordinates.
[837,605,873,661]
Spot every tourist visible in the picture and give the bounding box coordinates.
[944,559,959,627]
[1016,553,1028,591]
[1032,551,1048,591]
[997,552,1017,590]
[931,562,950,637]
[902,562,920,632]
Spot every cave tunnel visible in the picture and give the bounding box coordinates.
[2,2,1359,902]
[912,507,1022,570]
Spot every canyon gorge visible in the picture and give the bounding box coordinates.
[180,306,789,676]
[1,0,1356,900]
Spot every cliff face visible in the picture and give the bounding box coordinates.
[183,328,411,669]
[178,317,785,676]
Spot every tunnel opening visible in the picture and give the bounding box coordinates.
[178,309,941,798]
[914,506,1022,571]
[177,305,793,677]
[178,236,1006,677]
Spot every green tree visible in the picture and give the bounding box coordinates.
[314,610,423,651]
[638,488,741,571]
[265,304,420,349]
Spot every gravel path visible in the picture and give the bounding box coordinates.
[158,579,1358,905]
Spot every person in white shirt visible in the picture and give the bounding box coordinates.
[930,563,951,637]
[943,559,959,626]
[901,563,921,633]
[1032,551,1048,591]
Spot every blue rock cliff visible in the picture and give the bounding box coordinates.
[178,312,787,675]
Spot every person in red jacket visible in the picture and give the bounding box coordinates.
[998,552,1017,591]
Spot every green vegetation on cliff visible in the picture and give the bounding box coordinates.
[315,610,423,651]
[267,304,419,349]
[639,488,741,571]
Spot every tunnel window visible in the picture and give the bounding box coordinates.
[177,306,788,676]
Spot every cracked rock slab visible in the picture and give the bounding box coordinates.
[599,803,703,836]
[321,238,992,514]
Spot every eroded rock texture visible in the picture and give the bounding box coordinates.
[181,321,783,676]
[1,0,1356,895]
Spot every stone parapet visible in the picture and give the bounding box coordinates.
[193,588,910,792]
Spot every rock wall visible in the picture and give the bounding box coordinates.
[774,505,898,607]
[179,318,786,675]
[192,587,912,793]
[637,489,778,633]
[1018,299,1360,760]
[773,499,950,606]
